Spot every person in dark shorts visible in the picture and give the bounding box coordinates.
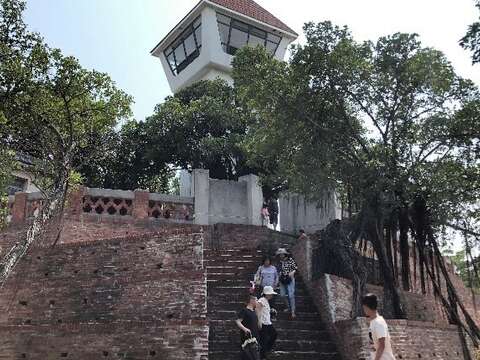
[267,198,279,230]
[236,295,261,359]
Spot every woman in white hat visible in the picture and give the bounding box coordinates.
[276,247,298,319]
[257,286,278,359]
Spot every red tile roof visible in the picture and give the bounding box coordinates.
[208,0,298,36]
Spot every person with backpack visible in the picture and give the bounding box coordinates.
[276,248,298,319]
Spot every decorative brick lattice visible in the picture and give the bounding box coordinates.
[148,200,193,221]
[82,196,132,216]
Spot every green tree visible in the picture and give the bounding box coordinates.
[0,0,132,285]
[0,144,15,230]
[450,249,480,291]
[81,79,262,193]
[233,22,480,342]
[461,0,480,64]
[144,79,257,180]
[77,120,176,193]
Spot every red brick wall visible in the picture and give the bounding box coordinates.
[0,228,208,360]
[291,237,476,360]
[336,318,469,360]
[55,215,200,245]
[206,223,297,252]
[2,207,478,360]
[313,274,446,324]
[291,234,479,323]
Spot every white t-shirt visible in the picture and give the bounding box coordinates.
[369,316,395,360]
[257,297,272,325]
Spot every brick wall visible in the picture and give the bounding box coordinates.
[2,204,479,360]
[206,223,297,252]
[291,237,476,360]
[311,274,446,324]
[336,317,469,360]
[55,216,200,246]
[0,228,208,360]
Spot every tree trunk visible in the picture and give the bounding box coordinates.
[464,230,477,314]
[321,218,368,318]
[0,172,68,288]
[392,216,399,286]
[365,200,406,319]
[399,207,410,291]
[412,240,417,292]
[385,220,394,283]
[411,197,480,348]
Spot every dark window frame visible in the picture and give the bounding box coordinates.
[216,13,282,56]
[164,16,202,76]
[7,176,27,195]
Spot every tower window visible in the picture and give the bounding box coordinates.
[7,176,27,195]
[216,13,282,56]
[164,16,202,76]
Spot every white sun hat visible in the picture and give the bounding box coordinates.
[262,286,278,295]
[275,248,289,256]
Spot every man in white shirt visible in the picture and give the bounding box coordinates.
[362,293,396,360]
[256,286,278,360]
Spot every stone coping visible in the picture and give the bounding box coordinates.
[85,188,135,200]
[335,317,458,331]
[26,192,44,201]
[149,192,194,204]
[18,188,195,204]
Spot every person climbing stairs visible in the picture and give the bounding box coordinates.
[205,247,341,360]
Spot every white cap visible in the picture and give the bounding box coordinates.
[262,286,278,295]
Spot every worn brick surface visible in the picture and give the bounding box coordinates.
[292,237,476,360]
[0,228,208,360]
[336,318,468,360]
[2,203,479,360]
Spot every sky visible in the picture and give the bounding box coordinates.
[24,0,479,123]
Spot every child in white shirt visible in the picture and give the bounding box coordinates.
[362,293,396,360]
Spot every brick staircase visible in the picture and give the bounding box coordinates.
[205,247,341,360]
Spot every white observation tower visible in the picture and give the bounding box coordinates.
[151,0,298,93]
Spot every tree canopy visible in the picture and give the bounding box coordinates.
[461,0,480,64]
[0,0,132,284]
[233,22,480,340]
[80,79,263,193]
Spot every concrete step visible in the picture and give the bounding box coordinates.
[206,276,310,290]
[207,300,318,314]
[210,338,337,352]
[208,317,326,330]
[209,350,341,360]
[210,328,330,341]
